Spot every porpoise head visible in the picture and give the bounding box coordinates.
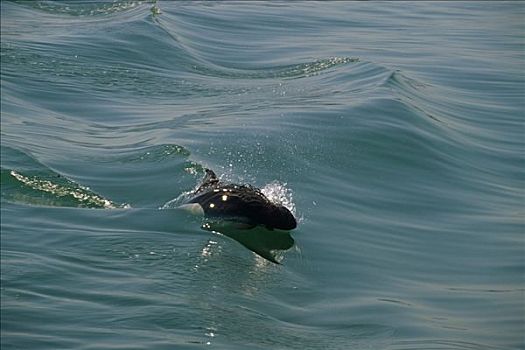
[256,202,297,230]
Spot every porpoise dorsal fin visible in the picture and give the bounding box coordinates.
[203,168,218,183]
[195,168,219,193]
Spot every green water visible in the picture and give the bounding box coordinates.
[1,1,524,349]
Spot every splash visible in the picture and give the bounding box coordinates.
[160,189,194,210]
[260,181,296,217]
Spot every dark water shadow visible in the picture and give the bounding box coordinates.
[201,221,295,264]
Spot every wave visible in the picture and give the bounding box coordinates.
[2,169,118,208]
[186,56,360,80]
[1,146,121,208]
[12,0,149,17]
[92,144,191,163]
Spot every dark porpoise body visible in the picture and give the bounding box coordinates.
[180,169,297,230]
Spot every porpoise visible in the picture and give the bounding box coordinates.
[179,169,297,230]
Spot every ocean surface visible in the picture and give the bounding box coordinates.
[1,1,524,349]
